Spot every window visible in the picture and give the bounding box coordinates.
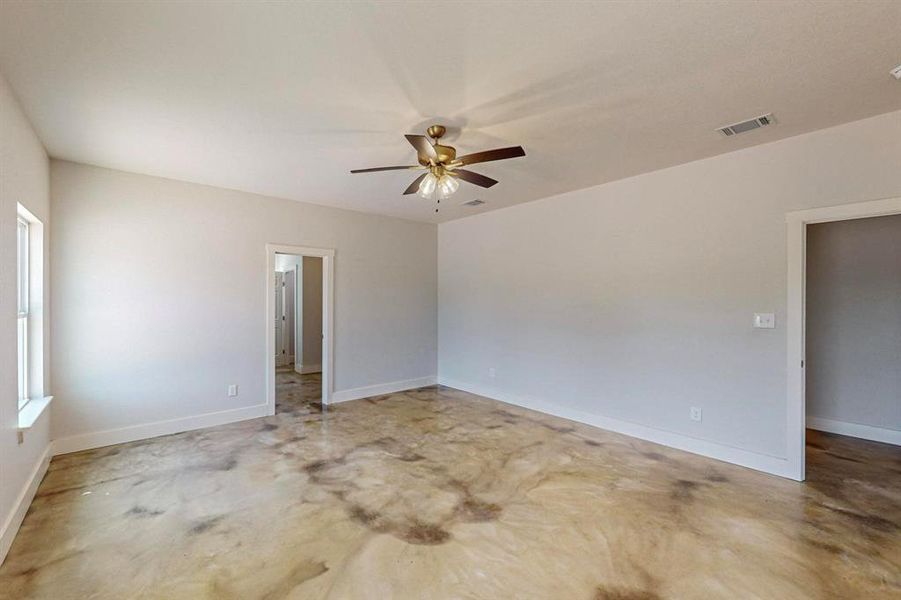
[15,203,50,430]
[17,216,30,410]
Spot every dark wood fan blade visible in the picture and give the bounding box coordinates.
[403,172,429,195]
[456,146,525,166]
[350,165,420,173]
[452,169,498,188]
[405,135,438,160]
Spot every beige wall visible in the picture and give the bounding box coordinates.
[51,160,437,442]
[0,74,50,561]
[806,214,901,433]
[438,110,901,475]
[302,256,323,369]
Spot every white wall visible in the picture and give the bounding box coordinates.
[806,214,901,436]
[439,110,901,475]
[51,161,437,446]
[0,74,51,562]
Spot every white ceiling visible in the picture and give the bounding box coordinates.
[1,1,899,223]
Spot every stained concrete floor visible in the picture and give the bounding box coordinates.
[0,370,898,599]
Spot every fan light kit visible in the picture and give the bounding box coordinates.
[351,124,525,212]
[417,170,459,200]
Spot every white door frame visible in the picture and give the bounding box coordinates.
[785,195,901,481]
[266,244,335,412]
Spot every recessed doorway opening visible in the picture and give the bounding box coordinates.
[785,196,901,481]
[266,244,335,414]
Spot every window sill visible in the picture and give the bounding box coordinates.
[18,396,53,431]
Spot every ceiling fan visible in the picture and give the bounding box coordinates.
[350,124,525,211]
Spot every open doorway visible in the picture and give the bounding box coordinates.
[274,254,324,413]
[806,214,901,444]
[785,196,901,481]
[804,213,900,480]
[266,244,334,414]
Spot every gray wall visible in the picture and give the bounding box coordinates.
[439,110,901,472]
[302,256,323,368]
[51,160,437,441]
[283,268,295,361]
[0,72,51,562]
[806,214,901,432]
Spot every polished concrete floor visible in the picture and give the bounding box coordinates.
[0,372,898,599]
[274,365,322,414]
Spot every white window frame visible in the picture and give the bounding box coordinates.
[15,202,52,433]
[17,215,30,411]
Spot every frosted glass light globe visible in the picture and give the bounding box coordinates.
[417,173,438,198]
[436,175,459,200]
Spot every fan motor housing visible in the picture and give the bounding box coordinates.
[418,144,456,166]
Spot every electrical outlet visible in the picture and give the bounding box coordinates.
[488,367,496,379]
[228,384,238,397]
[690,406,703,422]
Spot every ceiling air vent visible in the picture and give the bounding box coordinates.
[463,199,485,206]
[717,113,774,137]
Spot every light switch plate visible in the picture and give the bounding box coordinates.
[753,313,775,329]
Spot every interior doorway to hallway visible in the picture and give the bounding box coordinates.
[273,254,324,413]
[266,244,335,414]
[785,196,901,481]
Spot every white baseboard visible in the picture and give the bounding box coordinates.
[808,416,901,446]
[52,403,270,456]
[438,377,798,480]
[331,376,437,404]
[0,443,52,565]
[298,363,321,375]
